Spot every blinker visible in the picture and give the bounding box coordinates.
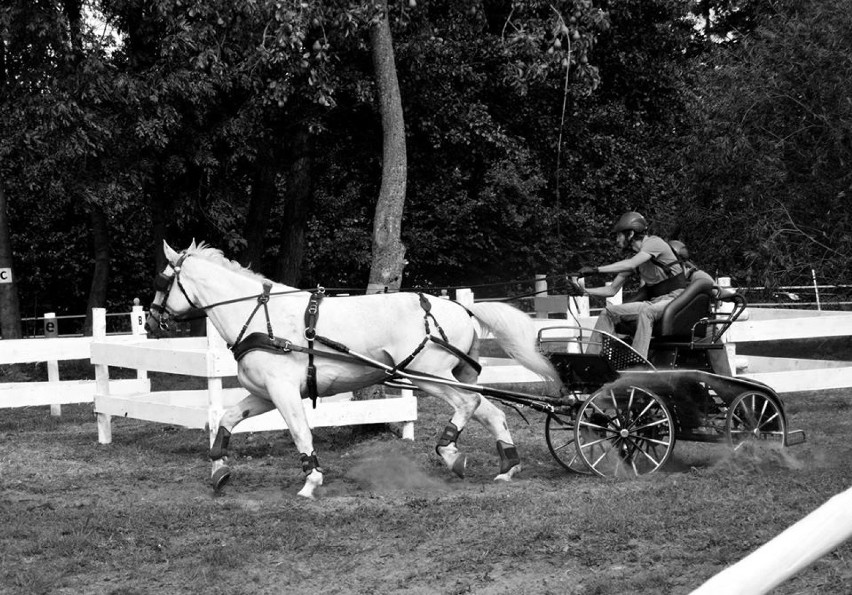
[153,273,173,292]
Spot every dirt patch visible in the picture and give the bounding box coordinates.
[1,394,851,594]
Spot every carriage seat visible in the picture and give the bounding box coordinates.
[652,270,715,338]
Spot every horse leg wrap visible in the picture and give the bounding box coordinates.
[209,427,231,461]
[300,451,324,475]
[436,422,467,478]
[435,422,463,455]
[496,440,520,475]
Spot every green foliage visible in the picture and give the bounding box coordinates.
[681,0,852,286]
[2,0,850,317]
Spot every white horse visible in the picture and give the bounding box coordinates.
[145,241,561,499]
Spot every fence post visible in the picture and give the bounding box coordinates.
[43,312,62,417]
[534,274,548,296]
[130,301,149,382]
[812,269,821,311]
[569,294,590,319]
[93,308,113,444]
[455,288,474,308]
[206,317,226,448]
[130,300,146,336]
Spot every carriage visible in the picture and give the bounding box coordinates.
[486,271,807,477]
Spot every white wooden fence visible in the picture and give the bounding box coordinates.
[0,307,150,415]
[89,309,417,455]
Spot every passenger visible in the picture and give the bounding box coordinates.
[669,240,699,281]
[570,211,686,358]
[670,240,738,300]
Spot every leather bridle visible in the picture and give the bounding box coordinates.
[147,252,198,332]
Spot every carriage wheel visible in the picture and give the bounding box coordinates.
[545,411,591,474]
[574,385,675,477]
[725,390,787,450]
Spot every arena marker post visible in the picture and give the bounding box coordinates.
[44,312,61,417]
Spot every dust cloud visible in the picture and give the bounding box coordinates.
[344,443,450,494]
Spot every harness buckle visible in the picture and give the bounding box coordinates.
[257,281,272,304]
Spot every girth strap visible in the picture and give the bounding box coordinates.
[303,289,325,409]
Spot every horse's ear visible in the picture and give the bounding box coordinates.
[163,240,180,264]
[189,238,197,251]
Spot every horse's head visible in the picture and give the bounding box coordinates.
[144,240,201,337]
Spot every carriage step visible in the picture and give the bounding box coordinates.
[786,429,806,446]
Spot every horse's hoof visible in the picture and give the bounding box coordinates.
[296,488,317,500]
[296,469,323,499]
[451,454,467,478]
[494,464,521,482]
[211,466,231,492]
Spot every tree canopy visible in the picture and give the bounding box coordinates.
[1,0,849,325]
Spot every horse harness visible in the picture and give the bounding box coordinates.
[229,288,482,408]
[149,253,481,408]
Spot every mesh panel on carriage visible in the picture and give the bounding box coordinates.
[600,335,652,371]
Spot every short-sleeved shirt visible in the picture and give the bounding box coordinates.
[634,236,683,286]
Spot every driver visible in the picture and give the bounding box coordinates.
[571,211,686,358]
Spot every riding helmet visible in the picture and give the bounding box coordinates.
[612,211,648,234]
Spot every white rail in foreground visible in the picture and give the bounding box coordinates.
[89,309,417,457]
[690,485,852,594]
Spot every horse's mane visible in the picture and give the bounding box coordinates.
[187,242,269,283]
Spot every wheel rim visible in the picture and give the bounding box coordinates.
[725,390,786,449]
[574,385,675,477]
[545,411,591,474]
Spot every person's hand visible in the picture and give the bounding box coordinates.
[579,265,598,276]
[566,278,585,296]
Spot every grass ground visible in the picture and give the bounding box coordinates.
[1,381,851,595]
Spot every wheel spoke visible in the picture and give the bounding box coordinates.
[578,419,618,434]
[580,435,617,450]
[589,446,615,472]
[634,435,671,447]
[628,399,657,430]
[631,417,670,432]
[625,437,663,468]
[756,411,779,431]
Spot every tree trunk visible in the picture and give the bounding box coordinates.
[276,126,312,286]
[241,153,278,272]
[0,180,22,339]
[150,166,170,273]
[353,0,408,414]
[366,0,407,295]
[0,32,21,339]
[83,205,110,336]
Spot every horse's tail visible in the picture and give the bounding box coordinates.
[468,302,563,393]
